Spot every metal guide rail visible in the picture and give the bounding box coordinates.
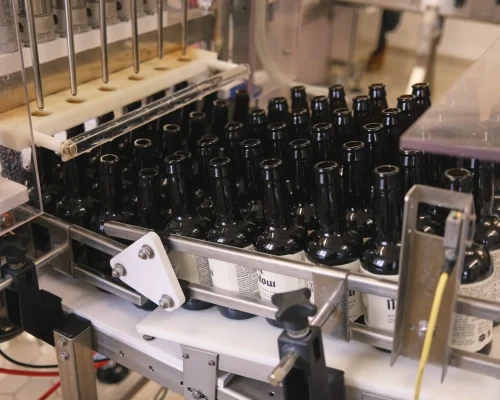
[20,210,500,381]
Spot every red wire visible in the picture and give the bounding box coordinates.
[38,381,61,400]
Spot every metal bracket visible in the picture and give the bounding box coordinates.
[393,185,475,381]
[181,345,218,400]
[312,266,348,340]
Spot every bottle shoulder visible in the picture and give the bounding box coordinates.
[462,243,493,284]
[345,208,376,239]
[206,220,258,247]
[166,216,211,239]
[307,232,363,265]
[361,242,400,275]
[474,216,500,251]
[255,225,307,255]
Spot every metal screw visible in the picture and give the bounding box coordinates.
[159,294,174,309]
[119,351,124,357]
[208,360,215,366]
[56,337,67,347]
[418,320,428,337]
[182,353,189,359]
[143,335,155,341]
[58,352,69,362]
[138,245,155,260]
[191,389,203,399]
[112,264,126,278]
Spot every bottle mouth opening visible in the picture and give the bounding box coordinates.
[139,168,159,178]
[412,82,429,89]
[329,84,344,91]
[197,135,218,146]
[165,154,185,164]
[375,165,399,175]
[134,138,152,148]
[353,95,369,102]
[174,150,191,157]
[382,107,400,115]
[250,108,265,116]
[235,88,249,96]
[190,111,206,119]
[445,168,471,179]
[226,121,244,130]
[268,122,286,131]
[363,122,383,131]
[342,140,364,151]
[213,99,228,107]
[397,94,415,102]
[312,95,327,102]
[163,124,181,133]
[260,158,282,169]
[369,83,385,89]
[332,108,350,115]
[290,139,310,148]
[241,138,261,148]
[270,96,287,103]
[399,147,420,155]
[100,154,118,164]
[315,161,338,172]
[312,122,332,131]
[291,85,306,92]
[291,108,308,116]
[209,157,231,167]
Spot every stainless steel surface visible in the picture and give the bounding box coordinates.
[0,276,13,292]
[33,243,69,268]
[268,351,298,386]
[54,326,98,399]
[157,0,163,58]
[393,185,475,382]
[88,0,118,28]
[63,0,78,95]
[350,323,392,351]
[99,0,109,83]
[456,295,500,323]
[218,376,283,400]
[69,225,126,256]
[1,10,214,113]
[23,0,45,109]
[181,345,218,400]
[181,0,188,55]
[449,349,500,380]
[310,280,344,330]
[53,0,88,36]
[17,0,55,45]
[0,0,17,53]
[130,0,139,73]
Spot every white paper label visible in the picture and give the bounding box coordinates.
[304,257,362,322]
[258,251,309,302]
[360,265,399,331]
[490,249,500,301]
[169,250,213,287]
[451,274,494,352]
[208,245,260,299]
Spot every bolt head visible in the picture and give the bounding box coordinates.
[418,320,428,337]
[138,245,155,260]
[208,360,215,366]
[143,335,155,341]
[112,264,126,278]
[56,337,67,348]
[182,353,189,359]
[58,352,69,362]
[159,294,173,309]
[191,389,203,399]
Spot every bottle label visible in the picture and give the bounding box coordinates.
[360,265,399,331]
[169,251,213,287]
[451,275,494,352]
[208,245,260,299]
[258,251,309,302]
[490,249,500,302]
[304,257,362,322]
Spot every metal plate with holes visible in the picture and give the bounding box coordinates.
[312,265,348,340]
[181,346,218,400]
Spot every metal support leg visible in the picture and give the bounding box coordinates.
[405,7,444,93]
[54,316,98,399]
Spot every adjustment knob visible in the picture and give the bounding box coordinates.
[272,288,317,332]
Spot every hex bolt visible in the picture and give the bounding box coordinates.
[112,264,126,278]
[143,335,155,341]
[208,360,215,366]
[59,352,69,362]
[138,245,155,260]
[182,353,189,359]
[418,320,428,337]
[191,389,203,399]
[56,337,67,348]
[159,294,174,309]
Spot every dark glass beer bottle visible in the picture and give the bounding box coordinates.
[353,95,373,139]
[255,158,309,327]
[311,95,330,125]
[311,122,335,163]
[443,168,494,354]
[361,123,385,197]
[412,82,431,118]
[289,139,318,231]
[341,141,376,243]
[290,108,311,140]
[224,121,246,169]
[196,135,220,219]
[137,168,168,230]
[202,92,218,122]
[268,97,289,124]
[369,83,388,123]
[161,124,183,160]
[212,99,229,140]
[240,139,265,228]
[291,86,309,113]
[187,111,208,155]
[328,84,348,116]
[233,89,250,125]
[381,108,403,165]
[206,157,260,320]
[397,95,417,133]
[266,122,289,160]
[360,165,401,333]
[164,154,214,311]
[306,161,363,321]
[332,108,354,161]
[247,108,267,143]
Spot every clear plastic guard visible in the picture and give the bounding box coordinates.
[400,37,500,161]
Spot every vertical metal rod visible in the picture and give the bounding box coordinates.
[130,0,139,73]
[99,0,109,83]
[157,0,163,58]
[181,0,188,55]
[24,0,44,109]
[64,0,77,96]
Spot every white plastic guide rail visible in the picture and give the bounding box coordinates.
[110,232,185,311]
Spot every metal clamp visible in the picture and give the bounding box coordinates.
[181,346,218,400]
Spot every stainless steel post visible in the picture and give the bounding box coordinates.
[54,325,98,399]
[53,0,88,37]
[0,0,18,53]
[63,0,78,95]
[157,0,163,58]
[130,0,139,73]
[181,0,188,55]
[99,0,109,83]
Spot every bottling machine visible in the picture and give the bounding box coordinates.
[1,1,500,399]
